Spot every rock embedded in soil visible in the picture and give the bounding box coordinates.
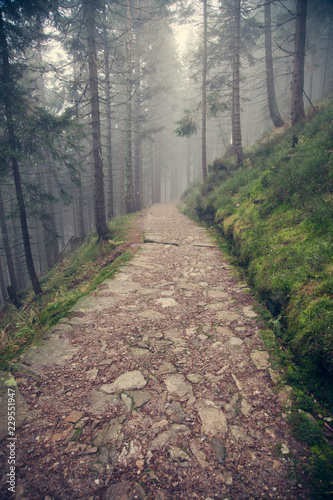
[250,350,270,370]
[198,407,228,436]
[212,437,227,464]
[99,370,147,393]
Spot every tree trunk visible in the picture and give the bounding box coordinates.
[104,30,114,220]
[264,0,284,128]
[84,0,110,239]
[0,189,18,291]
[0,9,42,295]
[201,0,208,180]
[232,0,243,164]
[133,35,143,212]
[187,138,191,187]
[124,0,135,214]
[73,57,86,241]
[291,0,308,125]
[0,259,7,304]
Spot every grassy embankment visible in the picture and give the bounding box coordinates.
[180,94,333,497]
[0,213,137,371]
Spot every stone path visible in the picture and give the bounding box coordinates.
[0,201,307,499]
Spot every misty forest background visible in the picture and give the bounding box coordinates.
[0,0,332,305]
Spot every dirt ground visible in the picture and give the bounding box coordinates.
[0,201,308,499]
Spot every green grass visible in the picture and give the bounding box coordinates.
[0,213,137,370]
[180,94,333,498]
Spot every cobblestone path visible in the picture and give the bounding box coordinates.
[0,202,306,499]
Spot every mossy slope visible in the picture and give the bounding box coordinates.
[180,95,333,409]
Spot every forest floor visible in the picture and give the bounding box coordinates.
[0,201,309,499]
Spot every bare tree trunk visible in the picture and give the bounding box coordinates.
[291,0,308,125]
[0,189,18,291]
[133,37,143,212]
[264,0,284,128]
[201,0,208,180]
[73,58,86,241]
[104,30,114,220]
[232,0,243,164]
[0,9,42,295]
[0,259,7,303]
[84,0,110,239]
[124,0,135,213]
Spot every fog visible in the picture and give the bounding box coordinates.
[0,0,332,304]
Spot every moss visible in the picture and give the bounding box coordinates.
[181,94,333,496]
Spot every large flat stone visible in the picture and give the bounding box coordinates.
[217,311,239,322]
[198,407,228,436]
[138,310,165,320]
[87,390,121,414]
[164,374,195,404]
[70,295,119,312]
[99,370,147,394]
[20,335,80,367]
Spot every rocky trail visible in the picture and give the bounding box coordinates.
[0,201,307,499]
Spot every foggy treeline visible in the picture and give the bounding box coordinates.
[0,0,332,306]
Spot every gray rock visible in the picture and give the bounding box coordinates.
[241,398,253,416]
[229,337,243,347]
[222,471,233,486]
[187,373,203,384]
[87,390,121,414]
[217,311,239,322]
[99,370,147,393]
[156,362,176,375]
[166,401,186,423]
[150,430,175,450]
[231,425,247,441]
[121,393,133,411]
[155,298,178,308]
[70,295,119,313]
[93,418,125,447]
[243,306,257,318]
[198,407,228,436]
[189,442,209,469]
[20,335,80,367]
[138,310,165,320]
[164,374,195,404]
[171,424,191,435]
[129,348,150,358]
[98,446,109,464]
[168,446,190,463]
[250,350,270,370]
[212,437,227,464]
[125,390,151,408]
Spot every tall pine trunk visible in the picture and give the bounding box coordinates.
[232,0,243,164]
[201,0,208,180]
[84,0,110,239]
[103,21,114,220]
[0,9,42,295]
[291,0,308,125]
[264,0,284,128]
[0,189,18,291]
[124,0,134,213]
[73,57,86,241]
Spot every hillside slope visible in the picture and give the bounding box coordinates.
[180,94,333,409]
